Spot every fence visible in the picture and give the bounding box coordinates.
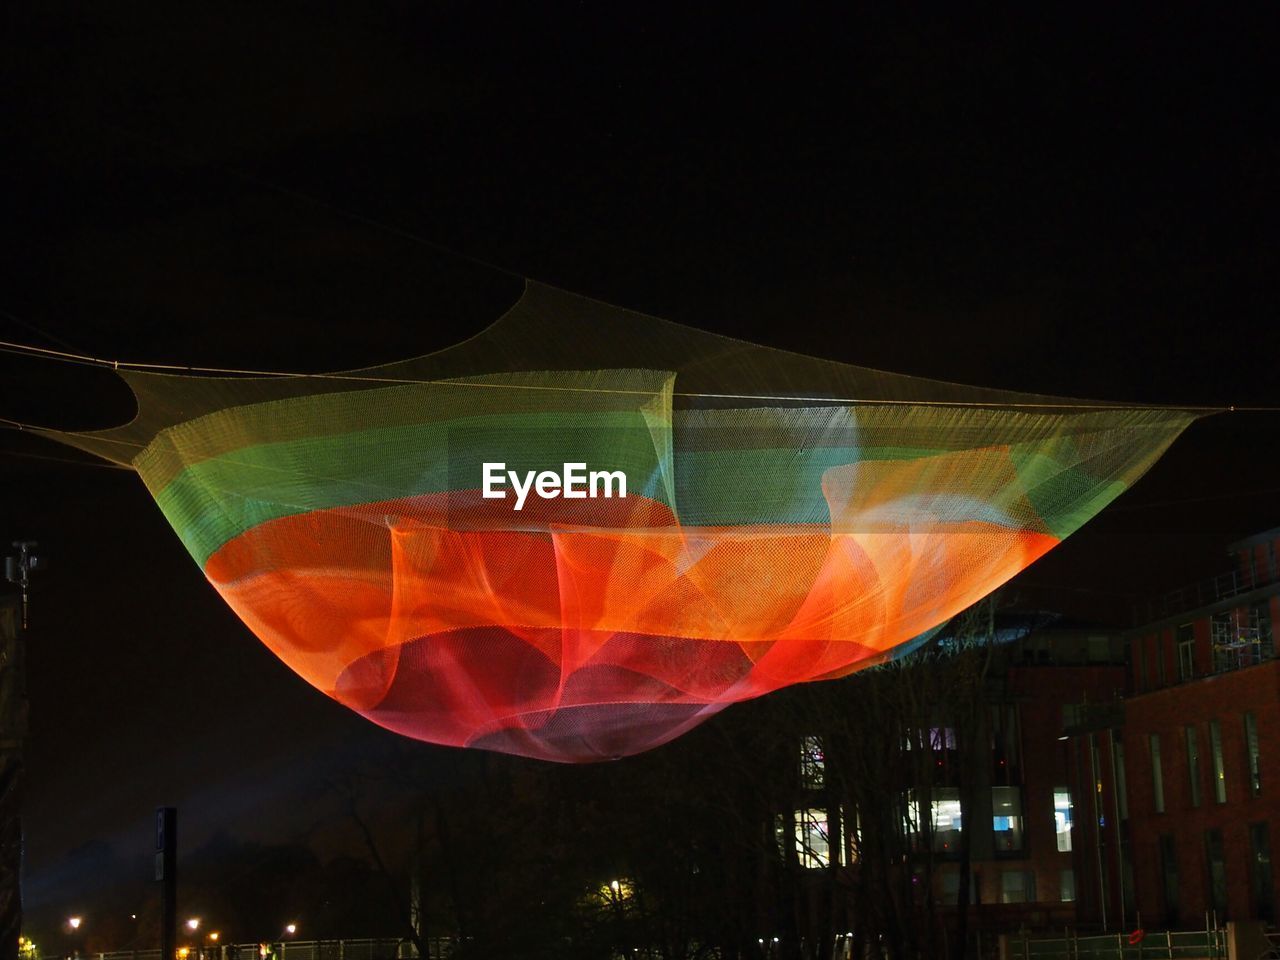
[80,939,456,960]
[1006,928,1228,960]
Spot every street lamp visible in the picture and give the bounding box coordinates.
[185,918,202,960]
[284,924,297,936]
[67,917,82,930]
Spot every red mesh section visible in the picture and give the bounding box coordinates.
[206,492,1056,761]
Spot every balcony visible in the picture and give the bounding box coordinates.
[1132,566,1275,625]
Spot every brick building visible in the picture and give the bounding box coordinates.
[777,526,1280,942]
[779,619,1130,936]
[1067,526,1280,930]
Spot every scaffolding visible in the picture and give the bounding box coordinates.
[1211,606,1274,674]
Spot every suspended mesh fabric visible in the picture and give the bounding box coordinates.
[38,283,1197,761]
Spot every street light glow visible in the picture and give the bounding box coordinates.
[285,924,297,935]
[187,918,201,931]
[68,917,82,930]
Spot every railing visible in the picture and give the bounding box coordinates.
[76,938,456,960]
[1133,566,1272,626]
[1007,928,1228,960]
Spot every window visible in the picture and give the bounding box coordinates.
[940,870,980,905]
[1156,637,1167,685]
[903,726,955,750]
[1088,635,1110,662]
[796,809,830,869]
[799,735,825,789]
[1187,726,1202,808]
[1177,624,1196,680]
[1062,703,1083,730]
[992,706,1022,784]
[992,786,1024,852]
[1054,788,1073,852]
[1209,720,1227,804]
[1160,834,1180,927]
[1060,868,1076,902]
[908,788,962,852]
[1150,734,1165,813]
[837,805,860,866]
[1251,822,1275,923]
[1001,870,1035,904]
[774,810,829,866]
[1205,829,1228,920]
[1246,712,1262,796]
[941,870,960,905]
[934,790,963,851]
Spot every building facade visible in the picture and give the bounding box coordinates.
[1079,526,1280,930]
[776,526,1280,941]
[776,619,1129,939]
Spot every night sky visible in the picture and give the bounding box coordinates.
[2,3,1278,908]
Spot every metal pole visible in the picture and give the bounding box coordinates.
[1109,730,1127,930]
[0,543,40,960]
[1089,734,1108,931]
[0,602,23,960]
[157,807,177,960]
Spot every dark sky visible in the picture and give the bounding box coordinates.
[1,2,1278,900]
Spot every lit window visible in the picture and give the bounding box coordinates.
[1246,712,1262,797]
[930,727,957,750]
[992,786,1024,851]
[903,727,955,751]
[1209,720,1226,804]
[796,809,830,869]
[838,805,860,866]
[799,735,825,789]
[1053,788,1073,852]
[774,809,831,868]
[909,788,962,852]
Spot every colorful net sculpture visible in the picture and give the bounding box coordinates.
[39,283,1197,761]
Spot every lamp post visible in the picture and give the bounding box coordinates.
[2,543,41,960]
[66,916,84,959]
